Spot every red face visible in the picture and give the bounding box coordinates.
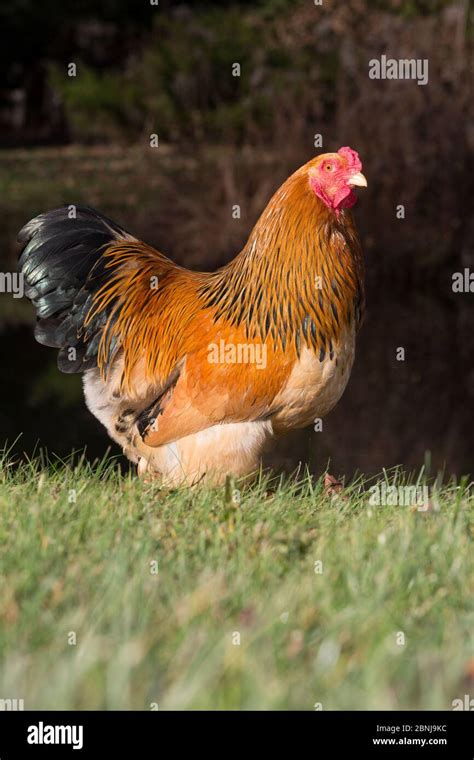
[309,146,367,214]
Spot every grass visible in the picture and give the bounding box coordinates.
[0,451,472,710]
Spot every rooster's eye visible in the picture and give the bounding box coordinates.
[325,163,334,172]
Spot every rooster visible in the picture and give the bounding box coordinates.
[18,146,367,486]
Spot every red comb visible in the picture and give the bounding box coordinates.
[337,146,362,171]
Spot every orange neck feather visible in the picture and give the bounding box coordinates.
[200,166,365,359]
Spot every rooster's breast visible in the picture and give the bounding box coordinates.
[270,324,356,433]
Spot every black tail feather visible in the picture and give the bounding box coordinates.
[18,205,133,373]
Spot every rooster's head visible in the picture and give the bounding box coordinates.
[308,146,367,214]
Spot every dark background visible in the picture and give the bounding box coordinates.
[0,0,472,479]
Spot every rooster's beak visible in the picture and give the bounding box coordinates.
[349,172,368,188]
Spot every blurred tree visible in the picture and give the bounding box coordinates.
[0,0,155,144]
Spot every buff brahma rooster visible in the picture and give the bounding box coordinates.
[18,146,367,486]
